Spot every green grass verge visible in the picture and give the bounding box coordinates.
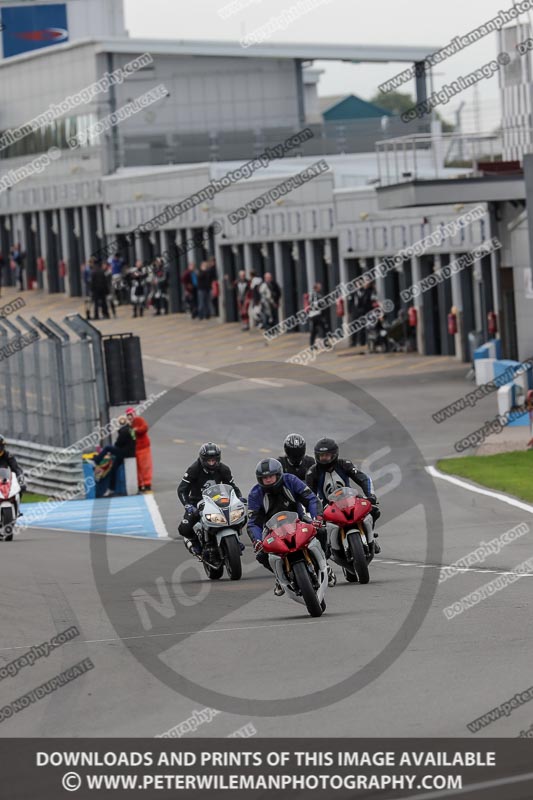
[22,492,49,504]
[437,451,533,503]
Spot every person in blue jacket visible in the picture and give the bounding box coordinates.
[247,458,335,595]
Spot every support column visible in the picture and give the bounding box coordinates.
[273,240,286,320]
[490,245,501,323]
[304,239,315,295]
[411,255,424,354]
[243,242,253,275]
[134,234,143,263]
[374,256,386,301]
[81,206,92,264]
[59,208,71,296]
[472,257,483,334]
[450,255,465,361]
[38,211,50,293]
[215,237,227,323]
[415,61,428,112]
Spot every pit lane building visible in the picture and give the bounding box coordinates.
[0,0,531,362]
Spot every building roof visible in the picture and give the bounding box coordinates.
[319,94,392,120]
[0,35,441,68]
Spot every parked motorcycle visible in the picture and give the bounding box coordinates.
[261,511,328,617]
[0,467,21,542]
[367,320,392,353]
[323,487,376,584]
[194,484,246,580]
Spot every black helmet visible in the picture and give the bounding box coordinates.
[314,437,339,468]
[283,433,306,465]
[199,442,221,472]
[255,458,283,492]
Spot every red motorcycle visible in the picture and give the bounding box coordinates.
[261,511,328,617]
[323,487,375,584]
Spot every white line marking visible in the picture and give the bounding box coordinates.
[0,619,326,653]
[20,526,166,541]
[377,559,533,577]
[426,465,533,515]
[143,355,282,387]
[144,494,169,538]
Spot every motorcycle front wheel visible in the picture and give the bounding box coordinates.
[1,507,14,541]
[347,531,370,584]
[222,535,242,581]
[292,560,324,617]
[203,561,224,580]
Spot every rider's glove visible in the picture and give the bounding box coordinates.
[301,513,313,524]
[253,539,264,553]
[185,504,196,515]
[367,494,378,506]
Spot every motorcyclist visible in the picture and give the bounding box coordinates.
[247,458,335,595]
[278,433,315,481]
[306,437,381,554]
[177,443,244,557]
[0,435,26,496]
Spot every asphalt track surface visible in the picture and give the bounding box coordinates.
[1,352,532,742]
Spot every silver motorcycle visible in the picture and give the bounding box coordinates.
[194,483,246,580]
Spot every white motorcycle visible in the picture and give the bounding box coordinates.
[0,467,22,541]
[194,483,246,580]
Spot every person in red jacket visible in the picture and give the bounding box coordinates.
[126,406,153,492]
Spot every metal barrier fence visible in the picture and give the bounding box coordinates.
[7,439,83,496]
[0,315,104,452]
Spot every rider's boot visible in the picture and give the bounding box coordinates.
[327,565,337,587]
[274,580,285,596]
[184,538,202,559]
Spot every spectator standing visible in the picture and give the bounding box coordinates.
[181,263,198,318]
[350,279,376,348]
[108,251,124,306]
[10,244,25,291]
[104,262,117,319]
[126,406,153,491]
[151,258,169,315]
[235,270,251,330]
[259,272,281,330]
[82,259,93,318]
[197,261,212,320]
[249,270,263,328]
[308,281,330,349]
[91,262,110,320]
[208,257,219,317]
[127,260,149,318]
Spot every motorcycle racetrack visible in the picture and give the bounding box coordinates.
[1,312,532,739]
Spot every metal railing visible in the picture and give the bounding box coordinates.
[9,439,83,496]
[375,130,508,186]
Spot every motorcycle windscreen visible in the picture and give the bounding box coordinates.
[0,467,11,485]
[202,483,233,508]
[326,486,359,509]
[264,511,299,538]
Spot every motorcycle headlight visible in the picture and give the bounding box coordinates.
[205,513,226,524]
[230,508,244,523]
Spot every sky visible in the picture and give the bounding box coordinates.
[122,0,533,133]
